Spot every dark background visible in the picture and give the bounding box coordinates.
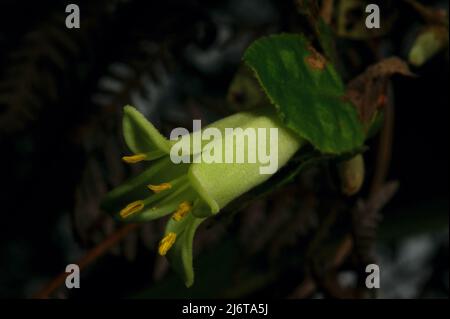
[0,0,448,298]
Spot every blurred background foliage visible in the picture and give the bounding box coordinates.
[0,0,448,298]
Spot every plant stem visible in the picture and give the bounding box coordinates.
[33,223,140,299]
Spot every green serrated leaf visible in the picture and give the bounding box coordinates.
[244,34,364,154]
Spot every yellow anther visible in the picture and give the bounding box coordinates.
[119,200,144,219]
[172,201,192,221]
[147,183,172,193]
[158,232,177,256]
[122,153,146,164]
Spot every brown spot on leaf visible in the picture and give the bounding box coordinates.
[305,45,327,70]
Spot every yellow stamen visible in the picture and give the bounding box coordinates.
[172,201,192,221]
[122,153,146,163]
[119,200,144,219]
[158,232,177,256]
[147,182,172,193]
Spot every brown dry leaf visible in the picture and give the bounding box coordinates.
[346,57,414,126]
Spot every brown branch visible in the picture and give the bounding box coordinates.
[370,84,395,194]
[289,235,353,299]
[33,223,140,299]
[332,235,353,268]
[320,0,334,24]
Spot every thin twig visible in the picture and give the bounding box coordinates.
[33,223,140,299]
[370,84,394,195]
[320,0,334,24]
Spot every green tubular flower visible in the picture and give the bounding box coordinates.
[102,105,304,286]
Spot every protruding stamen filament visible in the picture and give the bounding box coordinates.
[158,232,177,256]
[119,200,144,219]
[147,182,172,193]
[172,201,192,221]
[122,154,146,163]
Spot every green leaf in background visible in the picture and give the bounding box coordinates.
[244,34,364,154]
[409,26,449,67]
